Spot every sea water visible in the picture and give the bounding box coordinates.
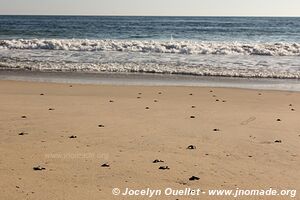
[0,16,300,79]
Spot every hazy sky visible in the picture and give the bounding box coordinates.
[0,0,300,16]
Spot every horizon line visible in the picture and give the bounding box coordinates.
[0,14,300,18]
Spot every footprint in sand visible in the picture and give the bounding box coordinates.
[240,116,256,125]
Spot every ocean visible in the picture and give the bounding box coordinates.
[0,16,300,79]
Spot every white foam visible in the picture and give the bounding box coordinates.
[1,61,300,79]
[1,39,300,56]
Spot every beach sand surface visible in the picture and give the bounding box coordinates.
[0,80,299,200]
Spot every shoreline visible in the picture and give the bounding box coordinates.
[1,70,300,92]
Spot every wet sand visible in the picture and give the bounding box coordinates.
[0,80,299,200]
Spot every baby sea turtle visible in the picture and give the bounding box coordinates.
[33,166,46,171]
[187,145,196,150]
[153,159,164,163]
[101,163,110,167]
[18,132,28,136]
[159,166,170,170]
[189,176,200,181]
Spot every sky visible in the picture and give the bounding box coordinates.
[0,0,300,16]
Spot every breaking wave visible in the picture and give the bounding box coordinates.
[1,39,300,56]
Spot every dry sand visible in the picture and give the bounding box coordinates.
[0,80,299,200]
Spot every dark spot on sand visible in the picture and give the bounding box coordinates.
[98,124,105,128]
[69,135,77,139]
[21,116,27,119]
[145,107,150,110]
[154,100,158,102]
[222,100,226,102]
[189,93,193,96]
[213,95,216,97]
[137,97,141,99]
[189,176,200,181]
[153,159,164,163]
[191,105,196,108]
[40,93,44,96]
[248,155,253,158]
[258,93,262,95]
[190,116,195,119]
[69,85,73,87]
[101,163,110,167]
[187,145,196,150]
[291,109,295,111]
[158,92,162,94]
[109,100,114,103]
[210,90,213,93]
[33,166,46,171]
[159,166,170,170]
[213,128,220,132]
[18,132,28,136]
[276,119,281,122]
[48,108,55,111]
[289,104,293,107]
[216,99,219,102]
[274,140,282,143]
[138,93,142,95]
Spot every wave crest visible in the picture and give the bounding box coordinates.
[1,39,300,56]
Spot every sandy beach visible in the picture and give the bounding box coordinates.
[0,80,299,200]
